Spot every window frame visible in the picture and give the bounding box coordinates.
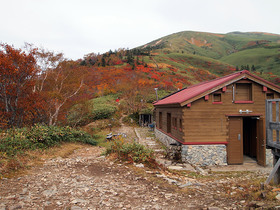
[179,118,183,132]
[212,92,222,104]
[234,82,253,104]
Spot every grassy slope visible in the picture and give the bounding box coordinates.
[144,31,234,59]
[220,46,280,74]
[140,31,280,80]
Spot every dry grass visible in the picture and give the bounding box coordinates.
[0,142,87,179]
[34,142,86,159]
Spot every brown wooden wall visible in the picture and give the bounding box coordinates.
[155,80,280,144]
[155,107,184,142]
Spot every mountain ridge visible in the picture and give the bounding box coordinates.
[136,30,280,79]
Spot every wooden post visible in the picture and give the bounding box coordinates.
[265,99,280,185]
[265,153,280,185]
[266,101,273,145]
[277,102,280,144]
[274,154,280,184]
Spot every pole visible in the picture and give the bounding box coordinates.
[154,88,158,101]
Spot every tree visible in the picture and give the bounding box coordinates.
[236,66,239,71]
[251,65,256,72]
[126,51,134,65]
[30,47,87,125]
[33,46,64,92]
[101,56,106,67]
[42,60,85,125]
[0,43,42,127]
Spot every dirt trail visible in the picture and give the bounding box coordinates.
[0,124,279,209]
[0,147,213,209]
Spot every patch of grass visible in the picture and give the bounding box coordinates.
[208,170,253,178]
[105,136,157,167]
[93,131,110,148]
[68,94,119,126]
[0,124,97,178]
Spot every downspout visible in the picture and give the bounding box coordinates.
[232,84,235,103]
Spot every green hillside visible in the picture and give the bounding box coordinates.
[220,45,280,74]
[139,31,280,78]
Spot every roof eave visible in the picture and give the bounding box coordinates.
[154,103,182,108]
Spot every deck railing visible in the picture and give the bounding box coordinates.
[266,99,280,150]
[265,99,280,185]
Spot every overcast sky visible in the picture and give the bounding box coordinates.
[1,0,280,60]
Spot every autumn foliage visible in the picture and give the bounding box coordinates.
[0,44,88,128]
[0,43,241,128]
[0,44,43,128]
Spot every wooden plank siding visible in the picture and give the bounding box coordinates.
[156,80,280,144]
[182,81,279,143]
[155,107,185,142]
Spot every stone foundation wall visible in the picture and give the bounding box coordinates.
[155,129,227,166]
[155,129,178,146]
[155,129,273,167]
[182,145,227,166]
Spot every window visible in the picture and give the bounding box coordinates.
[167,113,171,133]
[179,119,183,131]
[235,83,252,102]
[172,117,177,130]
[159,112,162,129]
[213,93,221,102]
[266,93,274,99]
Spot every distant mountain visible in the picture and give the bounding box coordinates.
[138,31,280,78]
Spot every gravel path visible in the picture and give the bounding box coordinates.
[0,126,279,209]
[0,145,245,210]
[0,147,204,210]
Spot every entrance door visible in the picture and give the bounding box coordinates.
[228,116,265,166]
[257,119,265,166]
[228,117,243,164]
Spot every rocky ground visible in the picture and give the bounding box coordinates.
[1,126,280,209]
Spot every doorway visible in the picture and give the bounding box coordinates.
[139,114,152,126]
[227,116,265,165]
[243,117,257,159]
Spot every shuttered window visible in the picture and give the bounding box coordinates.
[213,93,221,102]
[236,83,252,101]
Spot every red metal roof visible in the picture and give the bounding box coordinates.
[153,70,280,106]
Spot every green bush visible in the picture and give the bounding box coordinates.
[105,137,156,165]
[67,94,118,126]
[91,103,117,120]
[0,124,97,157]
[0,127,32,156]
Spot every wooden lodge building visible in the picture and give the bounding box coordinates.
[153,70,280,166]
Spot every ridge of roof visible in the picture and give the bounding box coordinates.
[186,70,243,88]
